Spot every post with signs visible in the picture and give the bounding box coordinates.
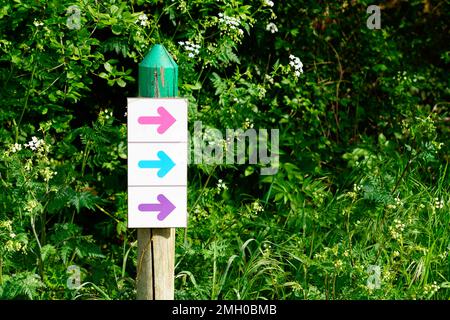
[129,44,187,300]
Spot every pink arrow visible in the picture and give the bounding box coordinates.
[138,107,176,134]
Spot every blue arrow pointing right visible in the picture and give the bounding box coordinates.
[138,150,176,178]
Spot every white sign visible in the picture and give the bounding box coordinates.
[127,98,188,228]
[128,187,187,228]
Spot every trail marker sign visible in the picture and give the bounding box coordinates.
[127,98,187,228]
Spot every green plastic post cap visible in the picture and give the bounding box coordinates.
[139,44,178,98]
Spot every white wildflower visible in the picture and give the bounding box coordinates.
[389,219,406,240]
[218,13,241,27]
[334,259,343,269]
[33,20,44,27]
[25,136,44,151]
[252,201,264,213]
[423,282,440,296]
[243,118,254,129]
[289,54,304,77]
[100,109,113,120]
[179,40,201,58]
[434,197,444,209]
[217,13,245,40]
[11,143,22,153]
[216,179,228,193]
[264,0,274,7]
[137,13,149,27]
[266,22,278,33]
[265,74,274,84]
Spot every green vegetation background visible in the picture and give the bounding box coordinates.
[0,0,449,299]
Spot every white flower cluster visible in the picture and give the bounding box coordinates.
[264,0,274,7]
[33,20,44,27]
[389,219,406,240]
[218,13,244,36]
[347,183,362,200]
[262,242,272,256]
[25,199,39,214]
[395,71,408,81]
[243,118,254,129]
[0,220,12,228]
[438,246,449,260]
[266,22,278,34]
[395,70,420,83]
[265,74,274,84]
[178,40,201,58]
[334,259,343,269]
[11,143,22,153]
[252,201,264,214]
[192,205,208,222]
[289,54,304,77]
[137,13,149,27]
[423,282,440,296]
[41,167,57,182]
[99,109,113,120]
[434,197,444,209]
[5,239,24,252]
[218,12,240,27]
[387,196,403,210]
[216,179,228,194]
[25,136,45,151]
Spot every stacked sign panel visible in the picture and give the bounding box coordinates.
[127,98,188,228]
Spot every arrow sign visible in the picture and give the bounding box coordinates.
[138,194,176,221]
[138,150,175,178]
[138,106,176,134]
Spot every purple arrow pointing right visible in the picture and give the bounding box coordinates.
[138,194,176,221]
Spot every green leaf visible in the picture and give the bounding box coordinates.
[111,24,123,35]
[372,64,388,72]
[245,166,255,176]
[104,62,113,73]
[116,78,126,87]
[40,244,57,262]
[69,191,100,213]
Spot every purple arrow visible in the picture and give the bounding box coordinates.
[138,107,176,134]
[138,194,176,221]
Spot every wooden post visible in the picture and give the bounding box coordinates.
[136,44,178,300]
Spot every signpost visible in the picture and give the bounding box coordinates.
[129,44,187,299]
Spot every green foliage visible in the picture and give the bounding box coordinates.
[0,0,448,299]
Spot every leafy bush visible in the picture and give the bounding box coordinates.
[0,0,448,299]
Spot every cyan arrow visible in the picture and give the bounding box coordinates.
[138,194,176,221]
[138,150,175,178]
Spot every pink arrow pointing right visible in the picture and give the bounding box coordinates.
[138,106,176,134]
